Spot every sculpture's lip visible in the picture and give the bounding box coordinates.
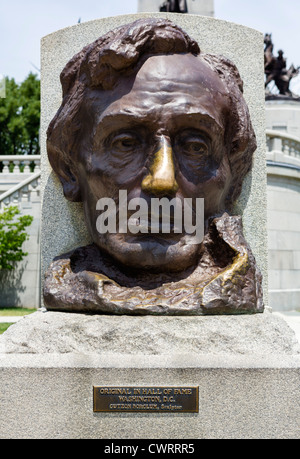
[132,219,182,233]
[126,230,184,242]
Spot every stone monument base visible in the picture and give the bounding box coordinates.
[0,311,299,439]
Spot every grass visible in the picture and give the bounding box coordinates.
[0,307,35,316]
[0,323,13,334]
[0,307,36,334]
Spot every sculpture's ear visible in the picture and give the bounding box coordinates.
[57,159,82,202]
[48,148,82,202]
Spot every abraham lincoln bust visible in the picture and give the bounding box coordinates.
[43,18,264,315]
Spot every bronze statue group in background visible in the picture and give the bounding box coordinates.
[264,33,299,98]
[159,0,187,13]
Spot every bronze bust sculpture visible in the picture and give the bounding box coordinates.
[44,18,264,315]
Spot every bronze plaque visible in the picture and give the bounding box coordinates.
[93,386,199,413]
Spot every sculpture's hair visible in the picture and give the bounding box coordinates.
[47,18,256,207]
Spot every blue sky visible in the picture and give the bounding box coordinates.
[1,0,300,91]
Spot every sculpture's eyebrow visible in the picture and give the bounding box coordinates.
[98,112,144,127]
[93,113,146,139]
[167,112,225,136]
[93,110,224,140]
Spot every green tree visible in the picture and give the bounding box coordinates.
[0,77,23,156]
[19,73,40,156]
[0,73,40,156]
[0,206,33,270]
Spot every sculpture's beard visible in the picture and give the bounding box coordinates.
[93,232,202,273]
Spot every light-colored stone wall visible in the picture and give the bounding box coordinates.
[40,13,268,306]
[266,100,300,137]
[266,98,300,306]
[266,100,300,310]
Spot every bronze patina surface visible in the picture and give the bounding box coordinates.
[93,386,199,413]
[44,18,264,315]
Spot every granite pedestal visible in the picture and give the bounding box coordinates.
[0,310,299,439]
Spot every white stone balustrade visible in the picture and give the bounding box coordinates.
[0,171,41,210]
[266,129,300,162]
[0,155,41,174]
[266,127,300,312]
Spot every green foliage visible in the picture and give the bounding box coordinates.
[0,73,40,156]
[0,206,33,270]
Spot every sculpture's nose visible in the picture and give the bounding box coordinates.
[141,136,179,196]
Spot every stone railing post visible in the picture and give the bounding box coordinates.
[0,155,41,173]
[2,160,10,173]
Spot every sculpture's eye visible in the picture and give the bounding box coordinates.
[173,129,218,179]
[174,131,210,158]
[111,133,141,153]
[182,137,208,155]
